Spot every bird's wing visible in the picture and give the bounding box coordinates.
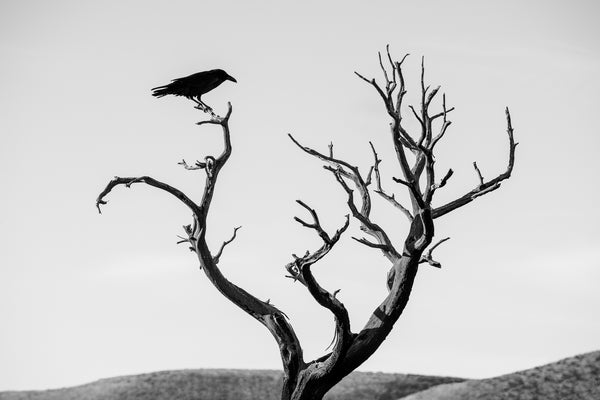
[152,70,226,98]
[171,70,212,83]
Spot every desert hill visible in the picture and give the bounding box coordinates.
[2,351,597,400]
[399,350,600,400]
[0,369,462,400]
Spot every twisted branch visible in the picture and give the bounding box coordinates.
[285,202,352,373]
[289,134,401,263]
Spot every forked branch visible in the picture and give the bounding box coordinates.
[432,108,517,218]
[285,202,353,372]
[289,134,401,263]
[369,142,413,221]
[97,103,305,397]
[419,237,451,268]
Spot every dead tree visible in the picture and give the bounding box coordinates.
[96,48,517,400]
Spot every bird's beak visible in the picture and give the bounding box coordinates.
[227,75,237,83]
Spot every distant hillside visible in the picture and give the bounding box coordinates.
[399,351,600,400]
[0,369,462,400]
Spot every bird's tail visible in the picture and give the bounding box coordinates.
[151,85,170,98]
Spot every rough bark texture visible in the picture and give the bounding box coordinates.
[97,48,517,400]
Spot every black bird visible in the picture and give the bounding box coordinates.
[151,69,237,114]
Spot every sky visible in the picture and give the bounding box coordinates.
[1,0,599,392]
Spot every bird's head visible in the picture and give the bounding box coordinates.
[217,69,237,83]
[225,73,237,83]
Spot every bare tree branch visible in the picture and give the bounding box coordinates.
[354,71,389,107]
[285,206,353,373]
[355,56,426,211]
[96,176,201,215]
[288,134,364,186]
[430,120,452,150]
[369,142,413,220]
[332,172,401,262]
[384,45,397,89]
[409,105,425,129]
[431,168,454,195]
[179,159,206,170]
[378,51,391,91]
[98,103,307,396]
[213,226,242,264]
[294,199,333,244]
[392,175,423,203]
[189,105,306,394]
[286,204,350,282]
[419,237,451,268]
[432,108,517,218]
[473,161,485,186]
[290,133,404,262]
[352,236,390,250]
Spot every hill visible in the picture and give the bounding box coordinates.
[399,351,600,400]
[0,369,462,400]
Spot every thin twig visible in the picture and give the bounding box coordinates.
[179,159,206,170]
[419,237,451,268]
[213,226,242,264]
[473,162,484,186]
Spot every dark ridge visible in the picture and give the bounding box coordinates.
[0,369,462,400]
[399,350,600,400]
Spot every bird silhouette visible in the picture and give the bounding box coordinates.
[151,69,236,115]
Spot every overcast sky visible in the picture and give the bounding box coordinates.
[1,0,599,392]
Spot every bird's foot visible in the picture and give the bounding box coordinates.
[194,104,217,118]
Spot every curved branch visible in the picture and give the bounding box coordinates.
[288,134,365,188]
[285,205,352,374]
[337,212,431,377]
[213,226,241,264]
[197,238,304,393]
[432,108,517,219]
[369,142,413,221]
[290,135,401,262]
[333,171,401,262]
[197,103,233,221]
[96,176,200,215]
[294,200,331,244]
[419,236,450,268]
[302,264,353,373]
[189,105,305,394]
[285,208,350,283]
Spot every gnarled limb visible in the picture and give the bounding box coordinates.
[189,106,306,397]
[97,103,306,399]
[285,201,352,375]
[285,49,517,396]
[95,175,201,215]
[289,135,401,264]
[432,108,517,219]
